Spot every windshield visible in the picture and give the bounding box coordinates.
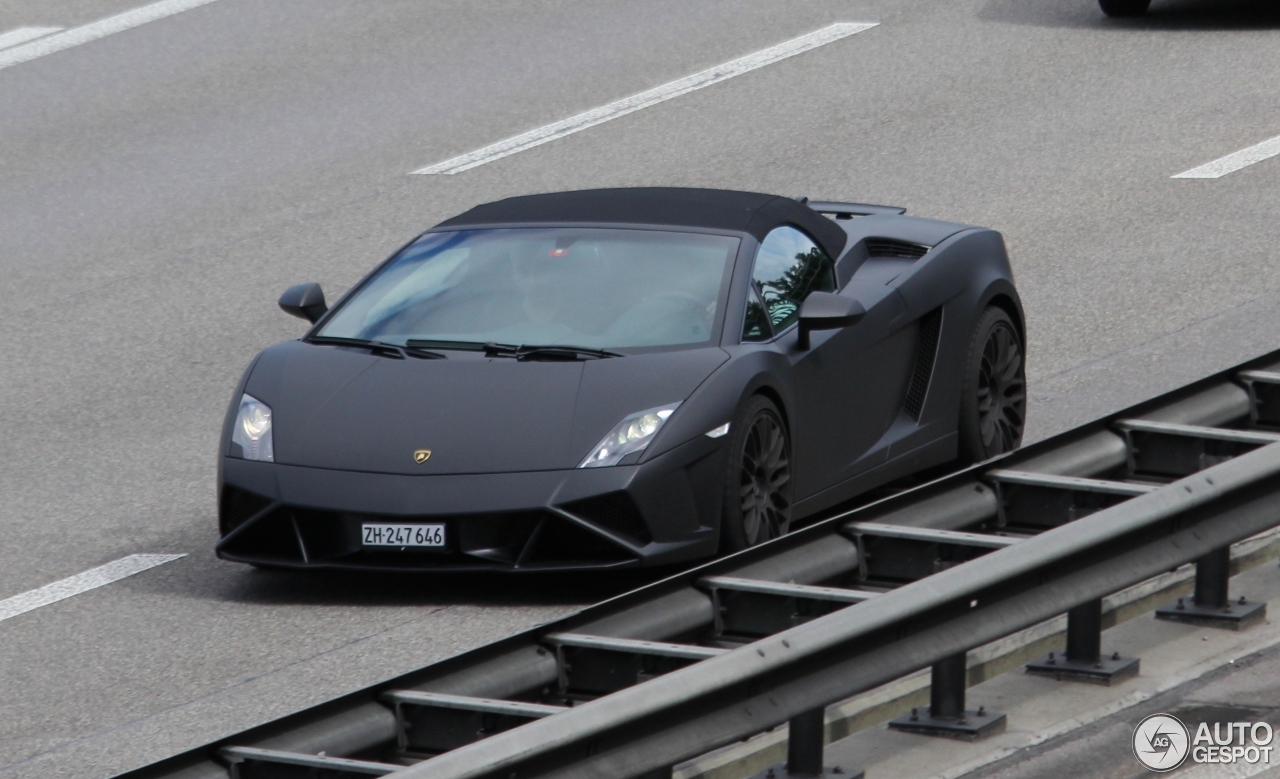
[318,228,739,350]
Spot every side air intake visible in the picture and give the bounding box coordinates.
[904,308,943,420]
[866,238,930,260]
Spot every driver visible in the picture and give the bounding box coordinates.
[512,247,572,325]
[496,240,599,342]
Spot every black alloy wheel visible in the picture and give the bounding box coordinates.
[959,307,1026,463]
[721,395,793,552]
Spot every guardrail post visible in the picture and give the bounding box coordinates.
[746,708,863,778]
[929,652,965,719]
[787,708,825,776]
[1026,598,1139,685]
[1066,598,1101,661]
[888,652,1005,740]
[1155,545,1267,630]
[1196,545,1231,608]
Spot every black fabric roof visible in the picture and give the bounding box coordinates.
[435,188,848,260]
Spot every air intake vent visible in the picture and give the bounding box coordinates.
[219,486,273,536]
[866,238,929,260]
[904,308,943,420]
[561,492,652,546]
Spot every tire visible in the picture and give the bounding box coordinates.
[1099,0,1151,16]
[720,395,793,553]
[957,307,1026,463]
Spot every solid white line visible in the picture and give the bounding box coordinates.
[1173,133,1280,179]
[0,554,185,623]
[412,21,879,175]
[0,27,64,51]
[0,0,223,72]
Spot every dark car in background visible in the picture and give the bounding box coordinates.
[216,188,1025,571]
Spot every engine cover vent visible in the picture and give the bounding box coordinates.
[866,238,930,260]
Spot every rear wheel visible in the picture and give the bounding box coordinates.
[958,307,1026,463]
[1099,0,1151,16]
[720,395,793,553]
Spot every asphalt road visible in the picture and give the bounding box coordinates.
[1,0,1278,777]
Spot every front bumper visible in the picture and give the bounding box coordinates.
[216,437,726,571]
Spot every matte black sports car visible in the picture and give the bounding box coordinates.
[217,188,1025,571]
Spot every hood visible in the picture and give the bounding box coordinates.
[244,340,728,475]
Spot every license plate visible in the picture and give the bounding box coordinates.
[361,523,445,547]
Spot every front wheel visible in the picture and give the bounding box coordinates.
[958,307,1026,463]
[720,395,793,553]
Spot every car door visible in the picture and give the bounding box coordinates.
[743,226,912,500]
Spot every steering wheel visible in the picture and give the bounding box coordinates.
[605,294,713,344]
[649,293,712,324]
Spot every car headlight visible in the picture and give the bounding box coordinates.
[579,402,681,468]
[231,393,274,462]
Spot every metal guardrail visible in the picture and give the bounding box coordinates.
[122,348,1280,779]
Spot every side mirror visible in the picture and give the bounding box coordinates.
[278,282,328,324]
[796,291,865,350]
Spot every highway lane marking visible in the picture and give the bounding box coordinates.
[0,27,64,51]
[0,553,185,623]
[0,0,222,72]
[1173,133,1280,179]
[412,21,879,175]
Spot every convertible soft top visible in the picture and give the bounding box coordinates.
[435,187,849,260]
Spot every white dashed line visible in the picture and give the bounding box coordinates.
[0,0,223,72]
[0,26,64,51]
[1173,133,1280,179]
[412,21,879,175]
[0,554,185,623]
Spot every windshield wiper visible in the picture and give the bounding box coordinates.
[405,339,495,353]
[404,340,622,361]
[306,336,444,360]
[502,344,623,361]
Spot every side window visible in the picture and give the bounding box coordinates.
[742,287,772,342]
[744,226,836,337]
